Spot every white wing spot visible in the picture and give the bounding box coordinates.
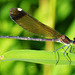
[17,8,22,11]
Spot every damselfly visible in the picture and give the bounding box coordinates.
[0,8,75,64]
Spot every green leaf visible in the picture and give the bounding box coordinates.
[0,50,75,65]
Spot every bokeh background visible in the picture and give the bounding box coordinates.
[0,0,75,75]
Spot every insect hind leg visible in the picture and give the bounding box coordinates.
[54,45,67,64]
[63,44,71,65]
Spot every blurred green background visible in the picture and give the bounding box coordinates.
[0,0,75,75]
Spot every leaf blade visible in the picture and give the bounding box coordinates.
[1,50,75,65]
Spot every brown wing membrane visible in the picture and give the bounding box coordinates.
[9,8,62,38]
